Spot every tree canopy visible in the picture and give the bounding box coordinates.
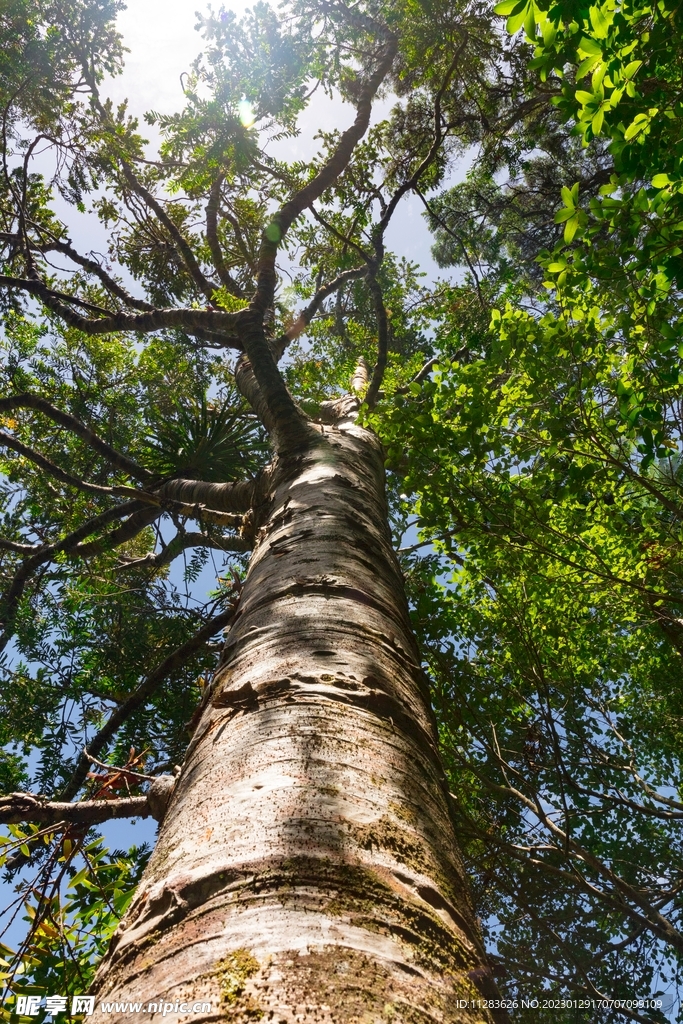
[0,0,682,1019]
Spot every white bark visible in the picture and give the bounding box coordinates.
[91,414,498,1023]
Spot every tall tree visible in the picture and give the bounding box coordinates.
[0,0,531,1018]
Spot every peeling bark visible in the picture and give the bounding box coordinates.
[91,414,499,1024]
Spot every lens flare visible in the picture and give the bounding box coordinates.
[237,98,255,127]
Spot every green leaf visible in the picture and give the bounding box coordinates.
[68,866,90,889]
[624,113,651,140]
[524,3,537,38]
[560,186,575,208]
[507,2,531,33]
[652,174,671,187]
[577,35,603,55]
[493,0,525,15]
[577,54,602,79]
[564,214,581,242]
[623,59,643,80]
[589,5,612,38]
[541,19,557,44]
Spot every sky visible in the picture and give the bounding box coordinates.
[47,0,446,315]
[104,0,445,273]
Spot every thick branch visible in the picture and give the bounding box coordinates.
[117,531,249,571]
[0,231,155,311]
[242,13,397,444]
[351,356,370,393]
[185,325,243,350]
[0,275,244,340]
[0,274,113,315]
[157,475,259,514]
[0,431,145,497]
[237,314,312,450]
[72,505,163,558]
[0,791,152,825]
[160,501,247,530]
[0,537,40,553]
[257,29,396,289]
[235,355,278,434]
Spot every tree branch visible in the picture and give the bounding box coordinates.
[0,431,146,497]
[394,354,452,394]
[0,791,152,825]
[0,274,115,315]
[351,356,370,393]
[254,17,397,305]
[0,393,153,481]
[0,472,262,650]
[117,530,249,571]
[205,176,244,298]
[309,207,374,265]
[59,603,239,801]
[0,537,40,553]
[0,500,146,652]
[272,265,369,359]
[234,354,278,434]
[373,34,468,249]
[71,505,162,558]
[0,275,244,340]
[240,11,397,446]
[221,205,257,275]
[471,754,683,952]
[415,188,485,308]
[157,475,259,514]
[0,231,155,311]
[120,163,219,305]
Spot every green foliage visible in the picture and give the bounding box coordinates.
[374,0,683,1012]
[378,303,683,1014]
[0,827,149,1021]
[0,319,252,999]
[2,0,682,1013]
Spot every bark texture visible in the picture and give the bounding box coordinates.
[91,415,497,1024]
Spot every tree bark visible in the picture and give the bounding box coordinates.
[91,413,498,1023]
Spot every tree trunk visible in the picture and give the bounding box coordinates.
[91,414,498,1023]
